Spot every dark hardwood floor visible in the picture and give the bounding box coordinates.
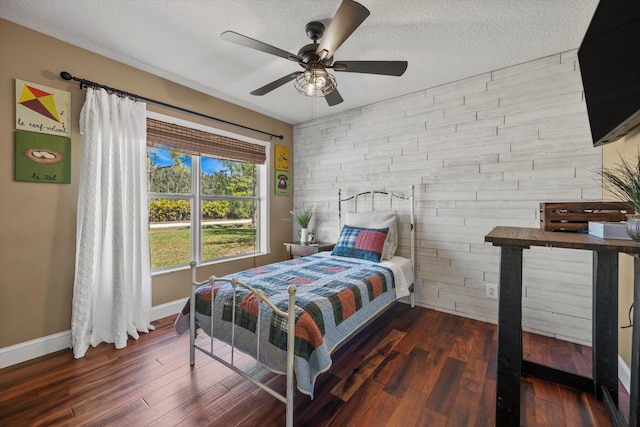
[0,303,629,426]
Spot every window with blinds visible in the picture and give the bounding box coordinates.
[146,116,268,271]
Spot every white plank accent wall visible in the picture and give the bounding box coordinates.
[293,50,602,345]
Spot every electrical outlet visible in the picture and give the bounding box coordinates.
[486,283,498,300]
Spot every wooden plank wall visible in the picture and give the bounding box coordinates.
[293,50,600,345]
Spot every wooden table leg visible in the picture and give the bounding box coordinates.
[496,246,524,426]
[593,250,619,404]
[630,256,640,426]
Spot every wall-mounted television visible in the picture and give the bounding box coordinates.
[578,0,640,146]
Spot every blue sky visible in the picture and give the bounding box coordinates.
[151,148,224,175]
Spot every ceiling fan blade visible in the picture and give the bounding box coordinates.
[325,88,344,106]
[250,73,299,96]
[332,61,408,76]
[316,0,370,60]
[221,31,302,62]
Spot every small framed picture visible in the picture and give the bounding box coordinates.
[16,79,71,138]
[15,130,71,184]
[275,170,290,196]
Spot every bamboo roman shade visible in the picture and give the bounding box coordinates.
[146,118,266,164]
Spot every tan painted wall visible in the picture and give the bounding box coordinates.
[0,19,293,349]
[602,130,640,368]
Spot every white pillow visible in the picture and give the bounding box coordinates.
[345,211,397,260]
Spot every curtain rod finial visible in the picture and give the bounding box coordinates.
[60,71,73,81]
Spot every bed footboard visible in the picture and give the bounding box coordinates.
[188,261,297,427]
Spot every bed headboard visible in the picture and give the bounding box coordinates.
[337,185,416,278]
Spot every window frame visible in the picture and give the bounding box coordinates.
[148,111,270,275]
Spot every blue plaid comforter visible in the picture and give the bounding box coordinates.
[175,252,396,397]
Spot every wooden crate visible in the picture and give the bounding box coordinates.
[540,201,634,231]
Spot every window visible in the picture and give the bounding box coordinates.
[147,113,269,271]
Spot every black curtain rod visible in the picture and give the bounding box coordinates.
[59,71,284,140]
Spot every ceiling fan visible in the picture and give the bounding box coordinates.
[221,0,408,106]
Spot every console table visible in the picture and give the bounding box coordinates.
[485,226,640,426]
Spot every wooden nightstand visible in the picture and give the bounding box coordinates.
[284,241,335,259]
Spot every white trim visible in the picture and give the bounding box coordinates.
[619,354,631,394]
[150,297,188,322]
[0,298,188,369]
[0,330,71,369]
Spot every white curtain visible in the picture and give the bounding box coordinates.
[71,87,153,359]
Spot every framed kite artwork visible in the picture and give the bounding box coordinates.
[15,79,71,138]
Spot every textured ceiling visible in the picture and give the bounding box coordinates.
[0,0,600,125]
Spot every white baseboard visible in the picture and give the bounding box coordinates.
[0,298,187,370]
[150,297,188,322]
[619,354,631,394]
[0,330,72,370]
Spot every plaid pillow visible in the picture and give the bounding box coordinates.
[331,225,389,262]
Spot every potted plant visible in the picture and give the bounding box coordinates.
[291,208,313,243]
[597,152,640,241]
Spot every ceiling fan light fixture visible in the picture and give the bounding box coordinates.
[222,0,406,107]
[294,63,337,98]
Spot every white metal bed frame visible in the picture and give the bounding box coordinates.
[188,185,415,427]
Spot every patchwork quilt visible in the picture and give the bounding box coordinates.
[175,253,396,397]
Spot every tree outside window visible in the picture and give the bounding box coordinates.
[148,147,261,270]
